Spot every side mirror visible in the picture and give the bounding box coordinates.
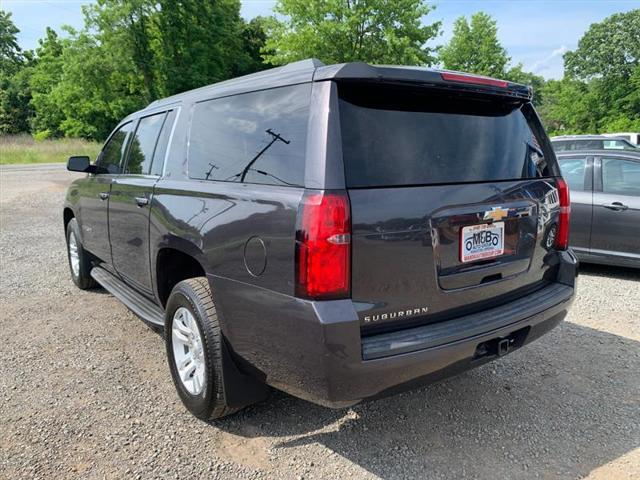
[67,156,96,173]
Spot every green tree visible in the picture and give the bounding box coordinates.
[440,12,509,78]
[564,9,639,81]
[155,0,248,95]
[0,64,34,134]
[24,0,262,140]
[555,9,640,135]
[0,10,23,75]
[0,10,34,134]
[263,0,441,66]
[236,16,270,75]
[29,28,66,136]
[538,78,596,135]
[84,0,159,102]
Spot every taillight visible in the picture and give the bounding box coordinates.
[555,177,571,250]
[295,190,351,300]
[441,72,509,88]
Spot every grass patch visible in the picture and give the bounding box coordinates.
[0,134,101,165]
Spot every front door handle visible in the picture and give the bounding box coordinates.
[99,192,109,201]
[135,196,149,207]
[603,202,628,211]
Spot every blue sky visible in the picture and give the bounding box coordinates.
[4,0,638,79]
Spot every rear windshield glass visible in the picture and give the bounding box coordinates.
[338,84,554,188]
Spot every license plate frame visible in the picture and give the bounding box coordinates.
[460,222,505,263]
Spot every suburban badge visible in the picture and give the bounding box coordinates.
[363,306,429,323]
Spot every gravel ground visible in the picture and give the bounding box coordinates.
[1,164,639,480]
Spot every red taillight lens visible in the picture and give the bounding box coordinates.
[555,177,571,250]
[441,72,509,88]
[295,190,351,300]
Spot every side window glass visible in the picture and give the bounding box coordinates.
[602,158,640,196]
[151,110,177,176]
[553,142,568,152]
[558,159,587,191]
[97,122,133,174]
[576,140,602,150]
[188,84,311,187]
[125,113,167,175]
[603,140,626,150]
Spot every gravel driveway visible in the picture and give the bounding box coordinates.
[1,164,639,480]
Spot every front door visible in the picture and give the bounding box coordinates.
[108,111,170,295]
[590,156,640,262]
[79,122,134,263]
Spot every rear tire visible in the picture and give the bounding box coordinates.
[65,218,97,290]
[165,277,238,420]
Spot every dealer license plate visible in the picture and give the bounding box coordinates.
[460,222,505,263]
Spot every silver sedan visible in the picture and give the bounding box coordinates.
[557,149,640,268]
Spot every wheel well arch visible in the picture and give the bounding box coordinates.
[156,247,207,308]
[63,207,75,231]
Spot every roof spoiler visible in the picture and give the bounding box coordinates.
[314,62,532,100]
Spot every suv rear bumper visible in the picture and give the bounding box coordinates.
[211,251,577,408]
[318,285,572,407]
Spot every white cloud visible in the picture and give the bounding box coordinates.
[529,45,569,78]
[551,46,569,57]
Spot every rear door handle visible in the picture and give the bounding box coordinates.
[135,196,149,207]
[603,202,628,211]
[99,192,109,201]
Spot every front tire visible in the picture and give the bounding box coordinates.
[165,277,237,420]
[65,218,96,290]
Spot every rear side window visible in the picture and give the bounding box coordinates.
[188,84,311,187]
[338,84,553,188]
[125,112,167,175]
[559,158,587,191]
[602,158,640,196]
[97,122,133,174]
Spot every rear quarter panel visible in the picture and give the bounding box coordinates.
[149,179,303,296]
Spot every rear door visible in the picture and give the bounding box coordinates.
[590,155,640,264]
[108,110,175,295]
[336,82,564,332]
[558,155,593,255]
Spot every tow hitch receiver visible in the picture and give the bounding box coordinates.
[497,338,510,356]
[474,327,530,360]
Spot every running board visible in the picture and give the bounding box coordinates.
[90,266,164,328]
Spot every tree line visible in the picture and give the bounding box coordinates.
[0,1,638,141]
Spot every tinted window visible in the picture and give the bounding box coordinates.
[151,110,177,176]
[574,140,604,150]
[188,84,310,187]
[553,140,603,151]
[603,139,638,151]
[339,84,553,188]
[559,158,587,191]
[552,141,571,153]
[553,139,639,152]
[602,158,640,196]
[97,122,133,174]
[125,113,166,175]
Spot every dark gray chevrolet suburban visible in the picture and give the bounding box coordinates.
[63,59,577,420]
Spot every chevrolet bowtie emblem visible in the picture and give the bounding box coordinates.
[483,207,509,222]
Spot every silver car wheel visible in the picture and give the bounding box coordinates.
[171,307,206,396]
[68,231,80,278]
